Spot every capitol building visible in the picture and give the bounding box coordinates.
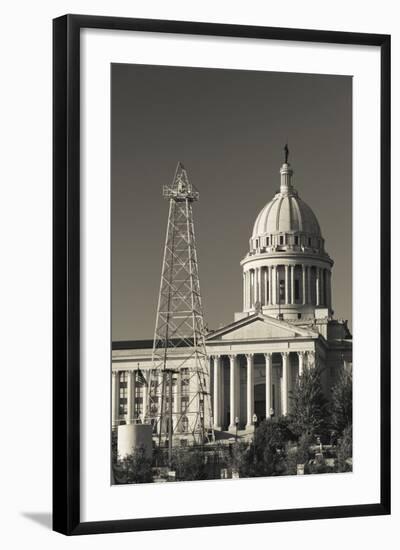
[112,153,352,437]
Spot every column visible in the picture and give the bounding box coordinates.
[321,269,325,306]
[265,353,272,419]
[257,267,262,304]
[316,267,320,306]
[327,270,332,310]
[220,359,225,428]
[281,352,289,416]
[307,266,311,305]
[247,272,252,310]
[246,271,249,309]
[291,265,295,304]
[298,351,305,377]
[302,265,306,305]
[264,267,268,305]
[229,355,237,430]
[126,370,135,424]
[271,266,275,305]
[277,266,282,305]
[250,270,254,307]
[245,354,254,429]
[174,369,181,432]
[213,356,222,429]
[141,374,148,423]
[268,266,272,305]
[112,371,120,429]
[284,265,289,304]
[243,272,246,310]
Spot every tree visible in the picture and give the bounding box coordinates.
[248,418,296,477]
[114,446,153,484]
[289,366,327,438]
[330,368,352,434]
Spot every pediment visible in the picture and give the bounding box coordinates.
[206,313,316,342]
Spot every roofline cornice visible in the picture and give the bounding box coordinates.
[240,252,334,267]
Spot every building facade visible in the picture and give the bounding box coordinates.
[112,155,352,436]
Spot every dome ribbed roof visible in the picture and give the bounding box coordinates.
[252,193,321,238]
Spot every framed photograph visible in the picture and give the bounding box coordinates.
[53,14,390,535]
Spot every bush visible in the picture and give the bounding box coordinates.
[226,441,251,476]
[306,460,335,475]
[113,446,153,484]
[336,424,352,472]
[171,446,208,481]
[296,433,315,465]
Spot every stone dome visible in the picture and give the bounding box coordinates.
[252,193,321,238]
[240,150,334,320]
[248,161,324,253]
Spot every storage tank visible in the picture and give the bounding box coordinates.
[117,423,153,460]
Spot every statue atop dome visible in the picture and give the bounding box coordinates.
[284,143,289,164]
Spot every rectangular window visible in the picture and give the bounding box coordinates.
[181,396,189,412]
[279,235,284,245]
[266,236,269,245]
[119,400,127,416]
[294,236,299,245]
[119,371,127,418]
[135,402,142,416]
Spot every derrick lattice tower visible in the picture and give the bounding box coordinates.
[145,162,213,446]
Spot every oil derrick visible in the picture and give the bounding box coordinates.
[144,162,214,450]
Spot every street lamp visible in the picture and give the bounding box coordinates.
[235,416,239,442]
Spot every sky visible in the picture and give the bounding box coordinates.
[111,63,352,341]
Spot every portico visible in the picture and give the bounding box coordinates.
[206,311,320,432]
[209,351,318,431]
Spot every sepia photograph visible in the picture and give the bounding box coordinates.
[111,63,353,484]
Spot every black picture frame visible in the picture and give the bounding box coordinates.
[53,14,391,536]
